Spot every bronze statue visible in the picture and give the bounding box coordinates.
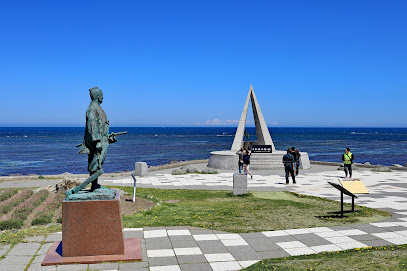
[66,87,126,200]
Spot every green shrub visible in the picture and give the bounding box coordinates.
[31,192,65,226]
[0,189,18,202]
[0,219,24,230]
[31,214,53,226]
[0,189,33,214]
[11,190,49,221]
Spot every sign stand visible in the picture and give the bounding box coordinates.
[328,182,357,217]
[131,172,137,203]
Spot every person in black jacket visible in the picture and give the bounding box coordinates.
[283,148,296,184]
[295,149,301,175]
[291,147,297,175]
[236,148,244,173]
[242,150,253,179]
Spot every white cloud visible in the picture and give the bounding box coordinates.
[205,119,239,126]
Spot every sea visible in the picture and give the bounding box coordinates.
[0,127,406,176]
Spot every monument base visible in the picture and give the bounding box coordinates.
[41,238,142,266]
[62,193,124,257]
[208,150,311,170]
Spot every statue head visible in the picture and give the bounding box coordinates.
[89,87,103,104]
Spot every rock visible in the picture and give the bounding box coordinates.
[35,185,55,193]
[55,176,81,193]
[36,176,81,193]
[171,166,198,175]
[364,162,371,166]
[372,166,391,172]
[184,166,198,173]
[392,164,403,168]
[171,169,182,175]
[405,162,407,167]
[201,168,218,174]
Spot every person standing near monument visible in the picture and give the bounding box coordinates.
[342,147,354,178]
[291,147,298,175]
[283,148,296,184]
[243,150,253,179]
[236,148,244,173]
[295,149,301,175]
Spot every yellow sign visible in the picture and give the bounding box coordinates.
[340,180,369,194]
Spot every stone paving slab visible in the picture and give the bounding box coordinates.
[0,264,30,271]
[87,262,120,270]
[0,245,11,258]
[1,255,32,265]
[23,236,45,242]
[7,243,41,256]
[27,263,57,271]
[56,263,88,270]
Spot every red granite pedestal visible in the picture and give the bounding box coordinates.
[42,193,142,266]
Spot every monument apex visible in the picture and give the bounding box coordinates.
[231,85,275,152]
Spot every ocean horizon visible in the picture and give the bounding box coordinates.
[0,127,406,176]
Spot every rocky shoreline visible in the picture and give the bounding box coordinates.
[1,158,406,179]
[310,160,407,171]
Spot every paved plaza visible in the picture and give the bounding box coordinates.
[1,167,407,270]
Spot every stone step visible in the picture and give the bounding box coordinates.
[249,153,286,169]
[250,166,284,170]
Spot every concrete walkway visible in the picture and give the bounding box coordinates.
[1,166,407,271]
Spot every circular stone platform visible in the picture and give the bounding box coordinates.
[208,150,310,170]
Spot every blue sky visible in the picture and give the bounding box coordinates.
[0,1,406,127]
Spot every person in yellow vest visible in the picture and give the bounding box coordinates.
[342,148,354,178]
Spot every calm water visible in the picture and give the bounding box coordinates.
[0,127,406,176]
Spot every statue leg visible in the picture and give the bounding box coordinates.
[88,153,102,191]
[89,143,108,191]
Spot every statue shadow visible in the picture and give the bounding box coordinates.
[316,210,355,219]
[56,242,63,256]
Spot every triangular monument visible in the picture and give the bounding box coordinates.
[208,85,310,170]
[231,85,275,152]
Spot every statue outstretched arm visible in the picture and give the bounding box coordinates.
[108,131,127,144]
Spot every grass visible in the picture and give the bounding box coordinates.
[111,187,391,233]
[0,224,62,246]
[243,244,407,271]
